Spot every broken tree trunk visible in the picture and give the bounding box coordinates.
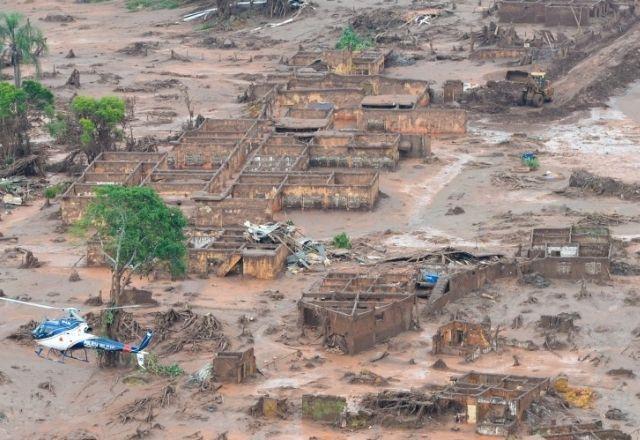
[0,154,45,178]
[66,69,80,88]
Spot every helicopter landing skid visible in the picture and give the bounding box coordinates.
[36,347,90,364]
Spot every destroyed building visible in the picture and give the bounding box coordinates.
[187,221,324,279]
[62,53,468,230]
[288,49,388,75]
[298,271,417,354]
[63,48,469,283]
[212,347,257,383]
[498,0,611,26]
[187,226,289,279]
[419,255,518,313]
[438,372,550,436]
[60,151,167,224]
[432,321,493,361]
[522,226,611,280]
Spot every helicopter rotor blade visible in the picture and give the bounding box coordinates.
[0,297,61,310]
[90,305,149,311]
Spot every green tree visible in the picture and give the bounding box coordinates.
[0,12,47,87]
[0,80,53,172]
[69,95,126,161]
[78,186,186,367]
[78,185,187,305]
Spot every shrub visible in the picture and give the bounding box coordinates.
[336,26,373,51]
[146,354,184,377]
[43,182,69,200]
[522,156,540,170]
[333,232,352,249]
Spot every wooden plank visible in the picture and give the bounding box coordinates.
[217,253,242,276]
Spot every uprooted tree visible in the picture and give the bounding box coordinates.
[0,80,54,177]
[76,185,187,365]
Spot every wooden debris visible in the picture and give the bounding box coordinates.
[369,351,389,363]
[119,385,176,424]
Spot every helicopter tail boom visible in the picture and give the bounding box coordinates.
[132,331,153,353]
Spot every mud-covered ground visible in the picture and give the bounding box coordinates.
[1,0,640,438]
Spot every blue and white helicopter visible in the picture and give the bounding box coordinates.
[1,297,153,368]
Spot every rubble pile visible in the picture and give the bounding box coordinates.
[552,377,595,409]
[244,221,328,271]
[0,176,46,206]
[569,170,640,200]
[463,81,527,112]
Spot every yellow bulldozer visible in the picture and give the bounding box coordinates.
[505,70,554,107]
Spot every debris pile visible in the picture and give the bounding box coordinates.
[185,363,215,391]
[342,370,390,386]
[605,408,627,420]
[360,390,443,427]
[244,221,328,271]
[153,308,229,354]
[249,396,290,419]
[119,385,176,424]
[522,272,550,288]
[7,320,38,344]
[115,78,182,93]
[117,41,160,57]
[568,170,640,200]
[606,368,635,378]
[41,14,75,22]
[463,80,528,112]
[491,172,542,190]
[552,377,595,409]
[538,313,580,333]
[575,212,637,226]
[0,176,46,205]
[350,9,406,35]
[476,22,523,47]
